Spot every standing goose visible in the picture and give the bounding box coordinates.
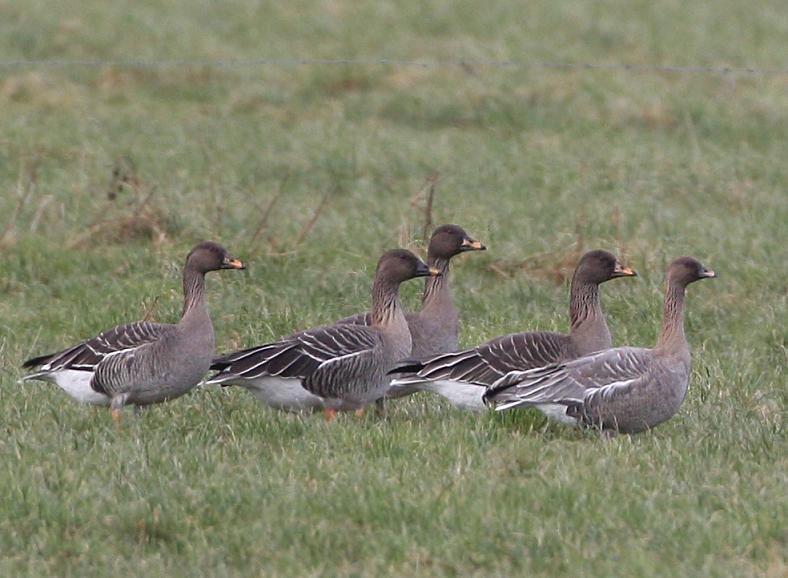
[484,257,716,433]
[389,250,637,410]
[21,242,245,417]
[338,224,486,358]
[207,250,440,416]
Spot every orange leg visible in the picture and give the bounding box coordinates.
[323,408,338,421]
[111,408,123,422]
[354,408,365,418]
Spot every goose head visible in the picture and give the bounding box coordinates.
[428,224,486,260]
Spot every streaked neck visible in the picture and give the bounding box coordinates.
[657,282,687,352]
[421,256,451,312]
[181,265,209,321]
[371,278,403,328]
[371,277,412,358]
[568,278,611,355]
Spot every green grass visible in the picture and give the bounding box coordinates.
[1,1,786,576]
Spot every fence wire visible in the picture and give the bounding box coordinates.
[1,58,786,76]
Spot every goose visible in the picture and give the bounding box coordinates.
[389,250,637,410]
[484,257,716,433]
[338,224,486,358]
[21,242,245,418]
[207,249,440,417]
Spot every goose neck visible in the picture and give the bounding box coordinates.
[371,277,404,328]
[569,278,602,328]
[657,281,687,352]
[421,256,451,309]
[568,277,611,354]
[181,264,209,321]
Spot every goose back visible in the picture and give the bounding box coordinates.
[210,323,399,409]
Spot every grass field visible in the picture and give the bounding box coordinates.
[1,1,786,576]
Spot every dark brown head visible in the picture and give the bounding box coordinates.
[375,249,441,285]
[573,250,637,285]
[185,241,245,274]
[427,224,486,260]
[667,256,716,287]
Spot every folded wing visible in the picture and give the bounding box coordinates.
[392,331,569,386]
[485,347,653,410]
[23,321,172,375]
[208,323,383,399]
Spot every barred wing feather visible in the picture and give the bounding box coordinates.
[23,321,173,373]
[90,336,175,397]
[486,347,653,409]
[395,331,569,387]
[208,324,383,399]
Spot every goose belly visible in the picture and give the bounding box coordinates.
[427,380,487,411]
[301,365,391,411]
[386,381,423,399]
[130,381,201,406]
[49,370,111,406]
[238,377,325,412]
[387,378,487,411]
[341,373,393,410]
[535,403,579,426]
[129,358,212,406]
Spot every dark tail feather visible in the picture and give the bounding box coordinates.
[210,354,233,371]
[483,381,515,405]
[387,358,426,376]
[22,353,54,369]
[207,352,242,385]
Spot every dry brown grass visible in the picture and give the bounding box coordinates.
[67,160,176,248]
[0,72,83,109]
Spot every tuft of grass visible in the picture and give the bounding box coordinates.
[1,1,786,576]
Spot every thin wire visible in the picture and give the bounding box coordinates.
[0,57,786,76]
